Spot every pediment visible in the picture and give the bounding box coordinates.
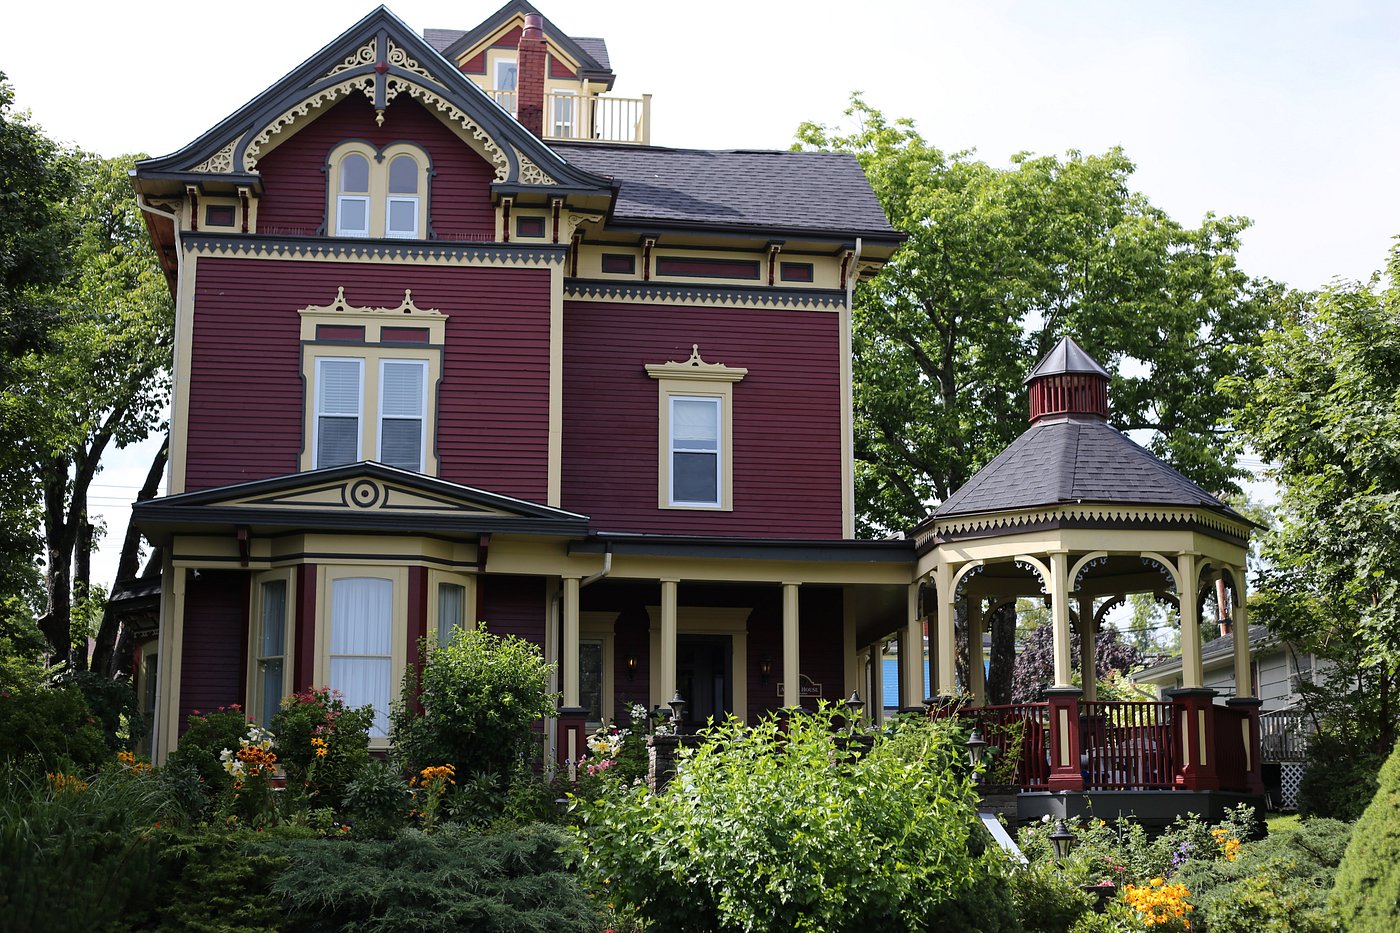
[220,476,519,518]
[136,6,610,193]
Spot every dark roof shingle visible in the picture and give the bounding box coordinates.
[551,144,899,238]
[424,28,464,54]
[935,417,1236,519]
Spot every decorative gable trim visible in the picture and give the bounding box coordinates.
[297,287,448,343]
[566,279,847,311]
[646,345,748,384]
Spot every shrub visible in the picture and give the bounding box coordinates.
[389,626,557,782]
[1008,862,1096,933]
[1332,738,1400,931]
[1299,732,1384,821]
[138,828,296,933]
[343,759,411,838]
[573,707,1016,933]
[58,669,146,753]
[165,706,248,807]
[259,823,596,932]
[271,687,373,810]
[0,681,109,774]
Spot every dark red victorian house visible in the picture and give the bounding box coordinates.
[131,2,907,766]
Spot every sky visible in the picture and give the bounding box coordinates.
[3,0,1398,592]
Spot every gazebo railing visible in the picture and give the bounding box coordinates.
[1079,700,1176,790]
[962,703,1051,790]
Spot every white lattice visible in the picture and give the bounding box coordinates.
[1280,761,1304,810]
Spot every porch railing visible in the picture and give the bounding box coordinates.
[1080,700,1175,790]
[485,89,652,144]
[1259,706,1312,761]
[963,704,1051,790]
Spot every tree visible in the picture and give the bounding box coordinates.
[1011,619,1145,703]
[1331,738,1400,929]
[0,146,173,669]
[796,96,1273,698]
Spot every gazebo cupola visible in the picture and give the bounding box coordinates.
[1025,337,1110,423]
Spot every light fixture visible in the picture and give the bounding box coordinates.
[668,690,687,726]
[1050,819,1074,860]
[845,690,865,717]
[625,655,638,681]
[759,656,772,684]
[966,728,988,773]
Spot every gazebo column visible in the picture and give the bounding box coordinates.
[901,579,926,709]
[1049,552,1074,688]
[1169,552,1219,790]
[1225,566,1265,794]
[967,597,986,706]
[1042,552,1083,790]
[934,566,957,700]
[1177,553,1204,689]
[1077,594,1096,702]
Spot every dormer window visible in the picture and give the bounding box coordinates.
[327,142,431,239]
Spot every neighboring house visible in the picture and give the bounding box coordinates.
[130,2,906,763]
[1136,624,1329,710]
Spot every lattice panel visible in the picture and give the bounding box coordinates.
[1280,761,1305,810]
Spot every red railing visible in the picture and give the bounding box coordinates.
[1079,700,1176,790]
[963,704,1051,790]
[1213,705,1251,792]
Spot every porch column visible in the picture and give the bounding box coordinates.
[1177,552,1203,688]
[935,566,957,698]
[1049,551,1074,688]
[842,588,860,700]
[659,578,678,707]
[782,581,800,708]
[967,597,986,706]
[1231,566,1252,698]
[869,641,885,724]
[902,580,924,708]
[1078,594,1096,702]
[156,562,186,764]
[562,576,581,708]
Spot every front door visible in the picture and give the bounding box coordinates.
[677,634,732,727]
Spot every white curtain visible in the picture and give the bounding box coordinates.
[330,577,393,738]
[672,397,719,448]
[437,583,465,648]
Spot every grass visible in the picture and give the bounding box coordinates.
[1266,812,1302,834]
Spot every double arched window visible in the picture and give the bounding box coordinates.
[328,142,431,239]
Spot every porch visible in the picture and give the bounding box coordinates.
[486,88,651,144]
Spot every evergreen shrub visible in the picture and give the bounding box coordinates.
[1331,738,1400,931]
[0,681,108,774]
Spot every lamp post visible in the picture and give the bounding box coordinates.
[668,691,687,730]
[1049,819,1074,860]
[965,727,988,782]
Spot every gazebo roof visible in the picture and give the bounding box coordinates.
[1023,336,1111,383]
[934,415,1238,520]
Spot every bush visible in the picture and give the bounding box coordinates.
[137,828,297,933]
[165,707,248,807]
[272,687,373,810]
[0,681,109,774]
[58,669,146,753]
[1332,738,1400,931]
[1299,732,1384,821]
[573,707,1015,933]
[343,759,411,838]
[389,626,557,782]
[259,822,596,932]
[1008,862,1096,933]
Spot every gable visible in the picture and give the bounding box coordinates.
[440,1,614,87]
[135,6,610,195]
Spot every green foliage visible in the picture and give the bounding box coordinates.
[259,823,596,933]
[389,626,557,781]
[0,764,177,931]
[139,829,295,933]
[343,759,411,839]
[573,708,1014,932]
[56,669,145,752]
[1008,862,1097,933]
[0,680,109,774]
[271,686,373,810]
[796,96,1271,534]
[1299,731,1383,821]
[1176,817,1349,932]
[165,707,249,807]
[1332,739,1400,930]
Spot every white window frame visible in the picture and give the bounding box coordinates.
[245,569,295,729]
[314,357,364,469]
[376,359,428,473]
[645,348,747,512]
[549,89,576,139]
[327,142,430,240]
[668,395,722,507]
[316,566,409,748]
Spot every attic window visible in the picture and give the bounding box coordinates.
[205,205,236,227]
[328,142,431,240]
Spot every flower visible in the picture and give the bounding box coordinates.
[311,736,328,758]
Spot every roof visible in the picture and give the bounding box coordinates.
[572,37,611,72]
[1025,336,1111,384]
[934,416,1240,519]
[551,143,902,240]
[424,28,465,53]
[435,1,614,83]
[1136,625,1275,682]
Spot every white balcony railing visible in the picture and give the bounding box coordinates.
[486,89,651,145]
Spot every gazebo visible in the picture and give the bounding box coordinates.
[908,337,1265,822]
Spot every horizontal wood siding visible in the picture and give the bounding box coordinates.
[179,570,247,732]
[562,301,844,537]
[256,94,496,240]
[186,259,551,499]
[480,574,546,650]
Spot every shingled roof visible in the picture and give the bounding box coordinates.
[934,417,1238,519]
[551,143,902,240]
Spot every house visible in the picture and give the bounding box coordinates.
[129,2,906,765]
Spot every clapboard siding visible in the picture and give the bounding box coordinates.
[255,94,496,240]
[561,300,844,537]
[186,258,551,499]
[179,569,247,731]
[480,575,546,649]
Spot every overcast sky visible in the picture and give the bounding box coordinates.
[4,0,1397,591]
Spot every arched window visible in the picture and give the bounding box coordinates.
[327,142,431,239]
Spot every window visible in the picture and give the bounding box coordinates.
[436,580,466,648]
[549,90,576,138]
[580,639,604,725]
[645,346,747,511]
[329,576,394,739]
[377,360,426,472]
[494,59,518,115]
[246,570,294,731]
[670,396,721,506]
[315,358,363,468]
[327,143,430,240]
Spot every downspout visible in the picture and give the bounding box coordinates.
[134,189,181,764]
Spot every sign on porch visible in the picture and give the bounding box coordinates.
[776,675,823,699]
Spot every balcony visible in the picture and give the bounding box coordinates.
[486,89,651,145]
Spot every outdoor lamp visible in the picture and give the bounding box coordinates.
[846,690,865,717]
[1050,819,1075,860]
[965,728,988,770]
[555,796,569,818]
[759,656,772,683]
[668,690,687,725]
[625,655,638,680]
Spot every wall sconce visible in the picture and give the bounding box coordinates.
[625,655,638,681]
[759,656,772,684]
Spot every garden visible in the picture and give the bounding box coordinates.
[4,625,1398,932]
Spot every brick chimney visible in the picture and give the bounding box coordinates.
[516,13,547,137]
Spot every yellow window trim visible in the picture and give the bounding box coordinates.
[646,345,747,511]
[245,568,296,726]
[326,141,431,240]
[314,565,411,751]
[427,569,478,647]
